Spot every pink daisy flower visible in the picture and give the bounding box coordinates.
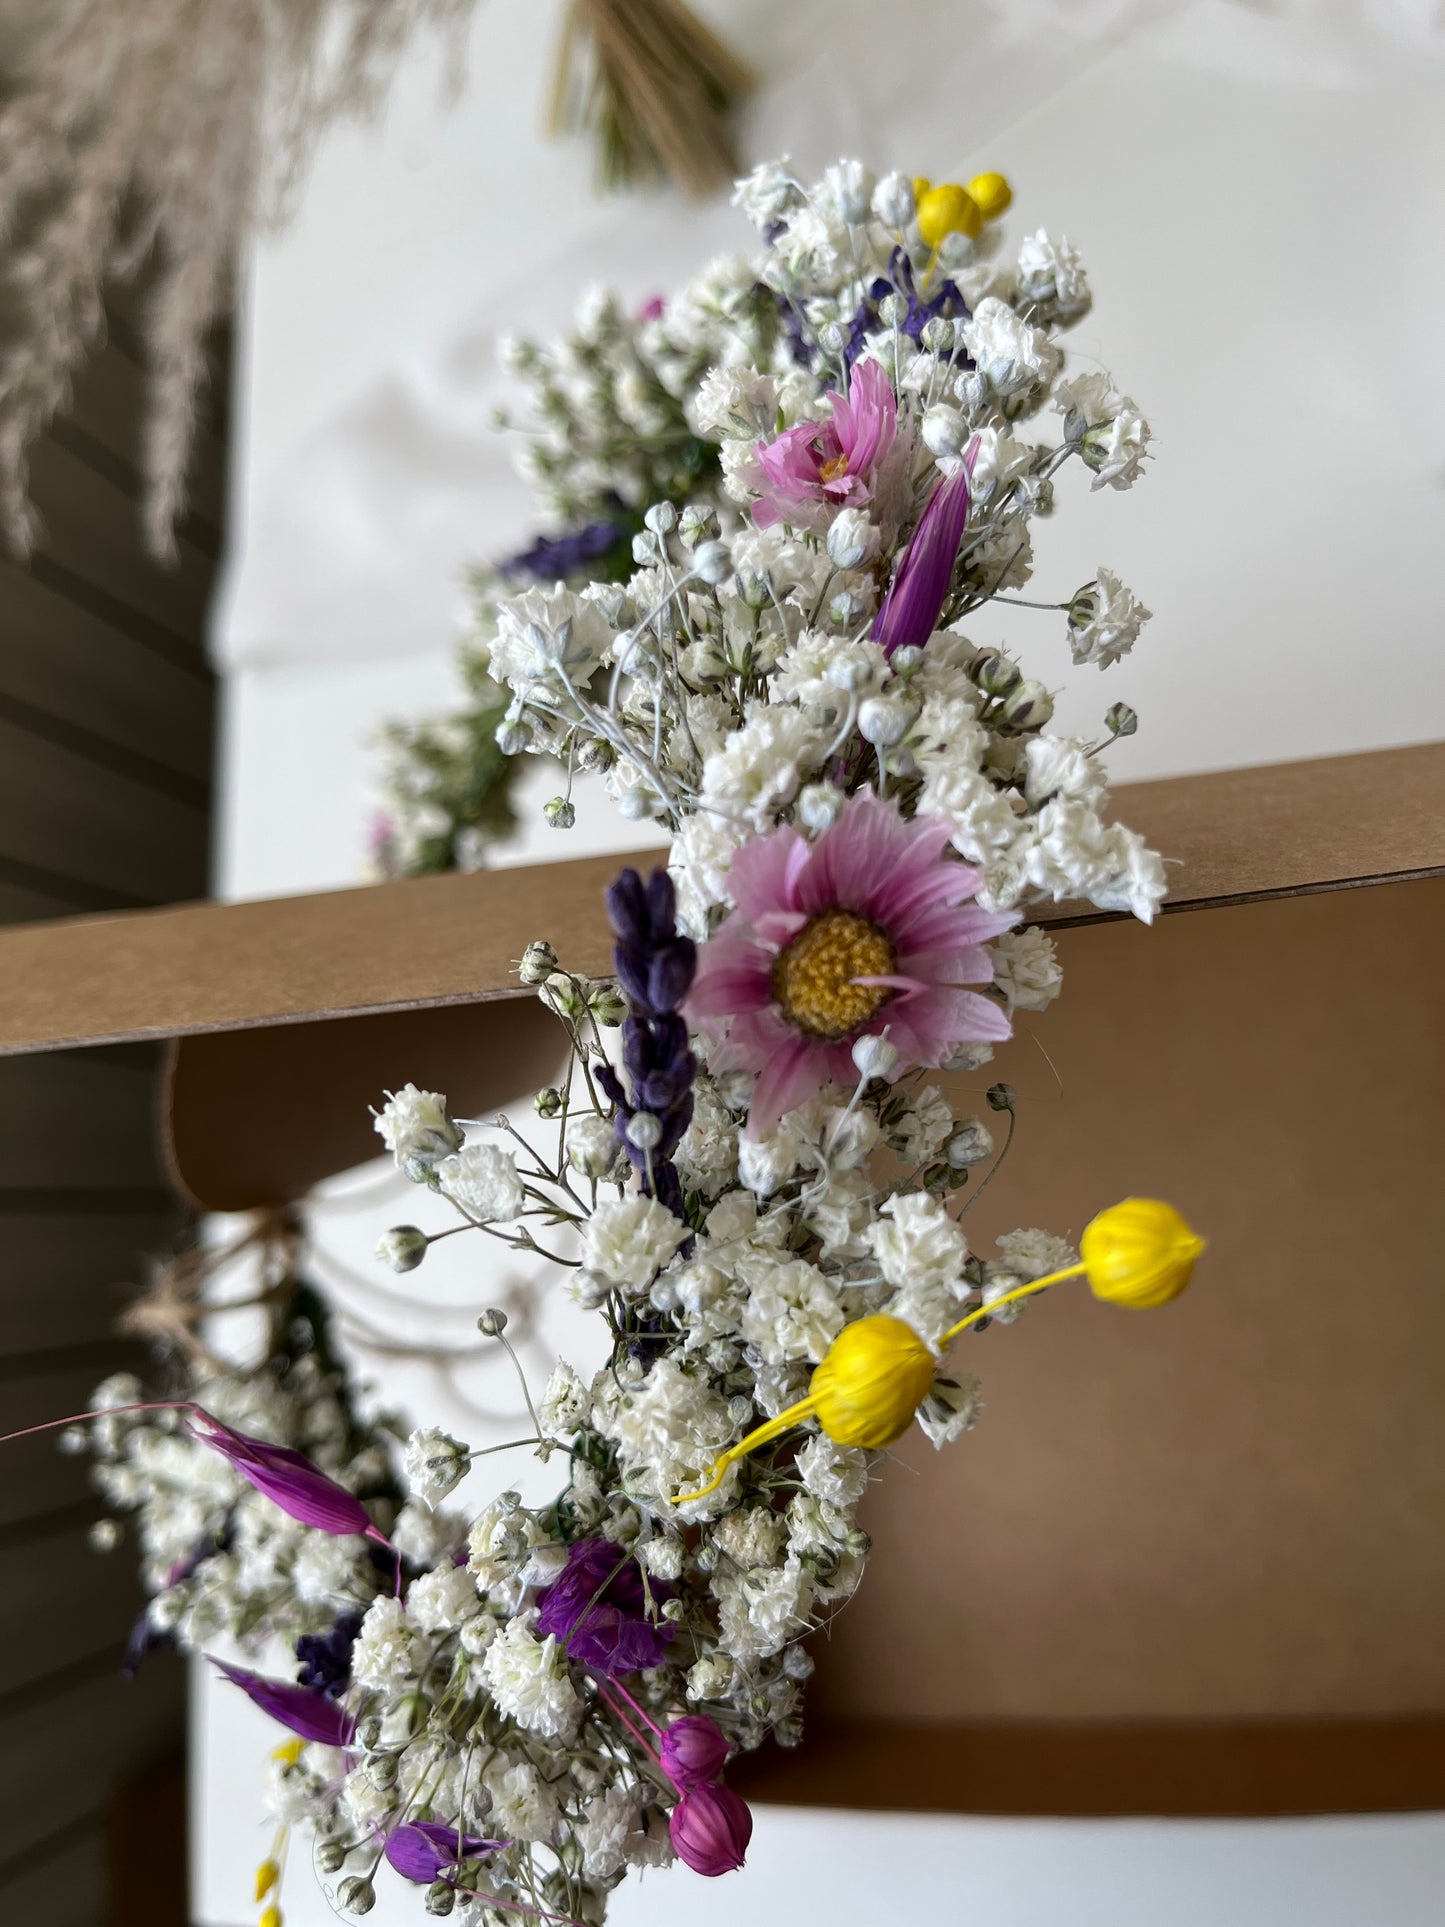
[685,794,1017,1135]
[752,359,898,531]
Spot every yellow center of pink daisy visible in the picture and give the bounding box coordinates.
[771,910,895,1040]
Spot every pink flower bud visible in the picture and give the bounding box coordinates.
[669,1782,752,1877]
[659,1714,731,1790]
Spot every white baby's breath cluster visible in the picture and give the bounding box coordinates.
[76,1355,414,1658]
[471,158,1162,935]
[86,158,1167,1927]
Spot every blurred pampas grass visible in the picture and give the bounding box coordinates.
[0,0,472,558]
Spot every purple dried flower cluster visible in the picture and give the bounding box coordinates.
[535,1536,672,1676]
[597,868,697,1221]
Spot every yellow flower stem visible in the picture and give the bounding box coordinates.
[671,1393,822,1505]
[672,1261,1091,1505]
[936,1261,1088,1347]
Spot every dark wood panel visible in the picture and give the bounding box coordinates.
[734,1715,1445,1818]
[0,1529,149,1700]
[0,1656,185,1866]
[0,559,213,783]
[0,1817,104,1927]
[0,877,83,925]
[27,440,215,647]
[0,716,209,904]
[0,1055,165,1189]
[0,1211,177,1356]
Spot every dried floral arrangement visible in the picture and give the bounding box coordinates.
[375,160,1154,879]
[25,158,1207,1927]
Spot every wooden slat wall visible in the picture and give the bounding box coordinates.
[0,284,224,1924]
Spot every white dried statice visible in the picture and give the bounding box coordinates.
[374,1084,463,1178]
[582,1195,690,1292]
[866,1193,970,1340]
[1056,372,1152,489]
[1015,228,1091,322]
[403,1426,471,1506]
[437,1142,525,1221]
[1068,569,1153,668]
[738,1256,845,1366]
[997,1227,1080,1280]
[990,927,1064,1012]
[699,707,820,831]
[889,1086,955,1166]
[351,1597,425,1694]
[481,1617,581,1740]
[538,1361,590,1440]
[918,1371,985,1448]
[406,1562,481,1634]
[962,297,1062,397]
[567,1112,622,1180]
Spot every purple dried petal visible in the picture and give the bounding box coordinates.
[872,461,974,657]
[535,1537,673,1678]
[189,1414,388,1545]
[212,1659,357,1746]
[384,1821,508,1884]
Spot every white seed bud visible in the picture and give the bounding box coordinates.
[477,1308,509,1337]
[877,292,908,328]
[518,939,558,984]
[872,170,915,228]
[946,1119,994,1167]
[338,1876,376,1915]
[888,644,925,676]
[543,796,575,830]
[626,1111,663,1152]
[921,404,968,460]
[857,696,909,748]
[826,508,877,571]
[644,501,677,536]
[692,540,730,584]
[570,1268,612,1311]
[1001,679,1054,731]
[617,785,654,821]
[376,1226,429,1273]
[851,1032,899,1081]
[797,782,844,833]
[631,530,659,564]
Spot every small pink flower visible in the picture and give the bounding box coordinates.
[685,794,1017,1135]
[753,359,897,530]
[660,1713,732,1789]
[670,1782,753,1877]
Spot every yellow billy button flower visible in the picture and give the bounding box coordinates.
[255,1860,280,1902]
[672,1316,934,1504]
[1078,1196,1205,1309]
[965,171,1013,221]
[671,1199,1203,1504]
[917,182,982,247]
[260,1909,283,1927]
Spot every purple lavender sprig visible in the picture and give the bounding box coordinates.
[597,867,697,1223]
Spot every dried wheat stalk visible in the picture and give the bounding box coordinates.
[550,0,753,198]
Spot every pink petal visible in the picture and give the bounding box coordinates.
[728,822,810,922]
[747,1035,829,1137]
